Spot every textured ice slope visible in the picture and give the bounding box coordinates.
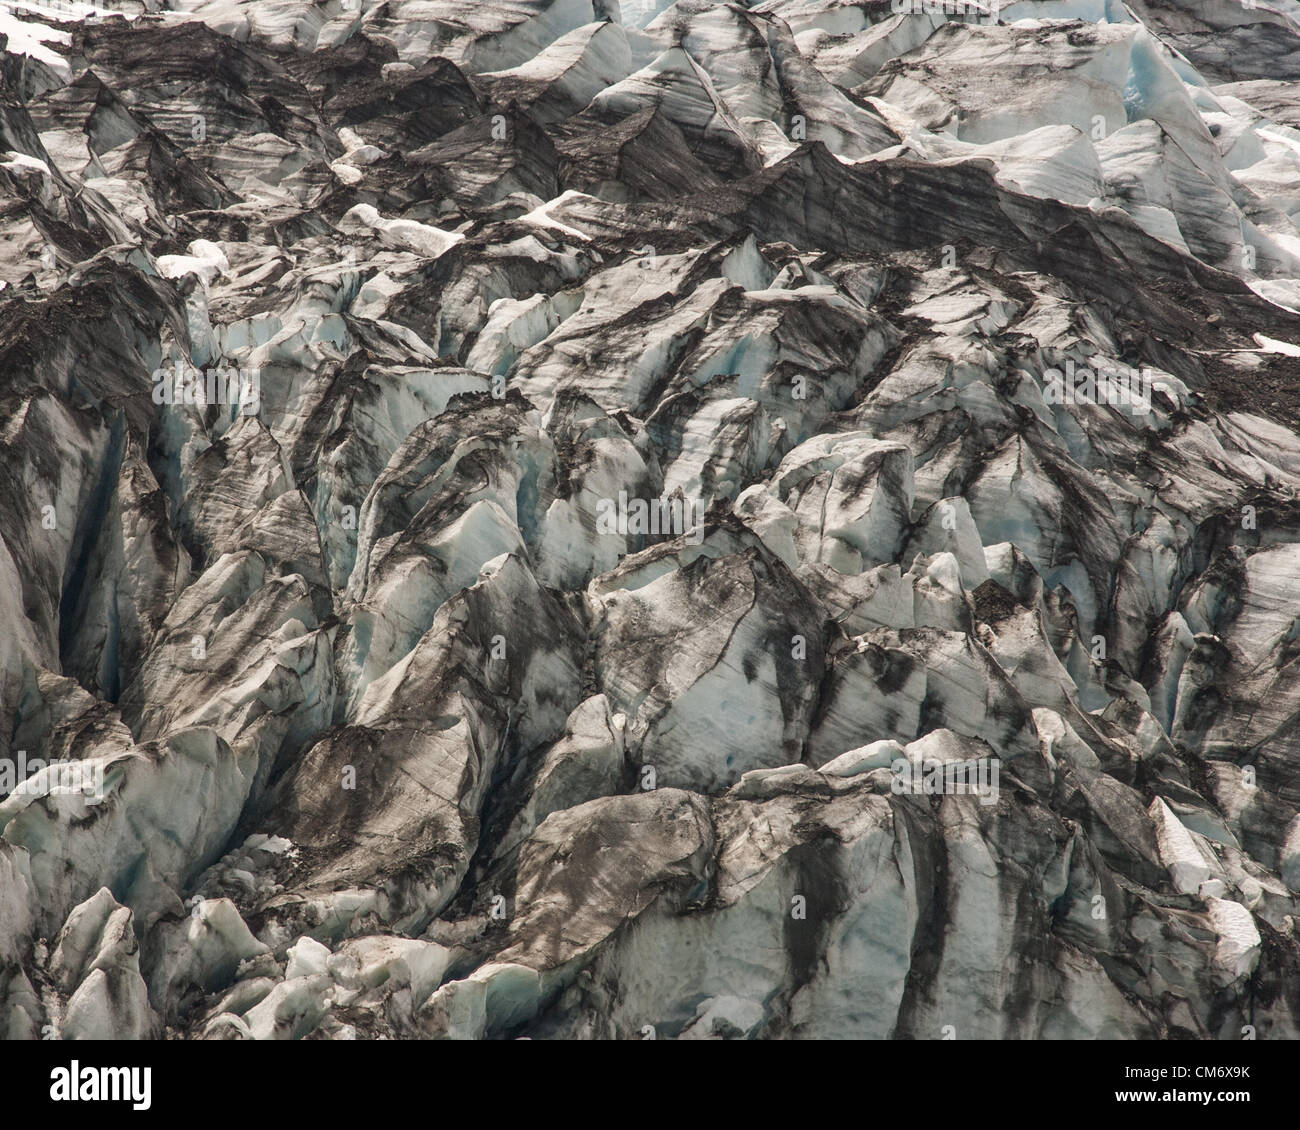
[1,0,1299,1039]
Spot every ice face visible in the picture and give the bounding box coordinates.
[3,0,1300,1045]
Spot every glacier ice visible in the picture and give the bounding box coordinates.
[0,0,1299,1043]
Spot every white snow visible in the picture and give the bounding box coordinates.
[0,6,71,77]
[338,203,464,259]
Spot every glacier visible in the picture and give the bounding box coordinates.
[0,0,1298,1041]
